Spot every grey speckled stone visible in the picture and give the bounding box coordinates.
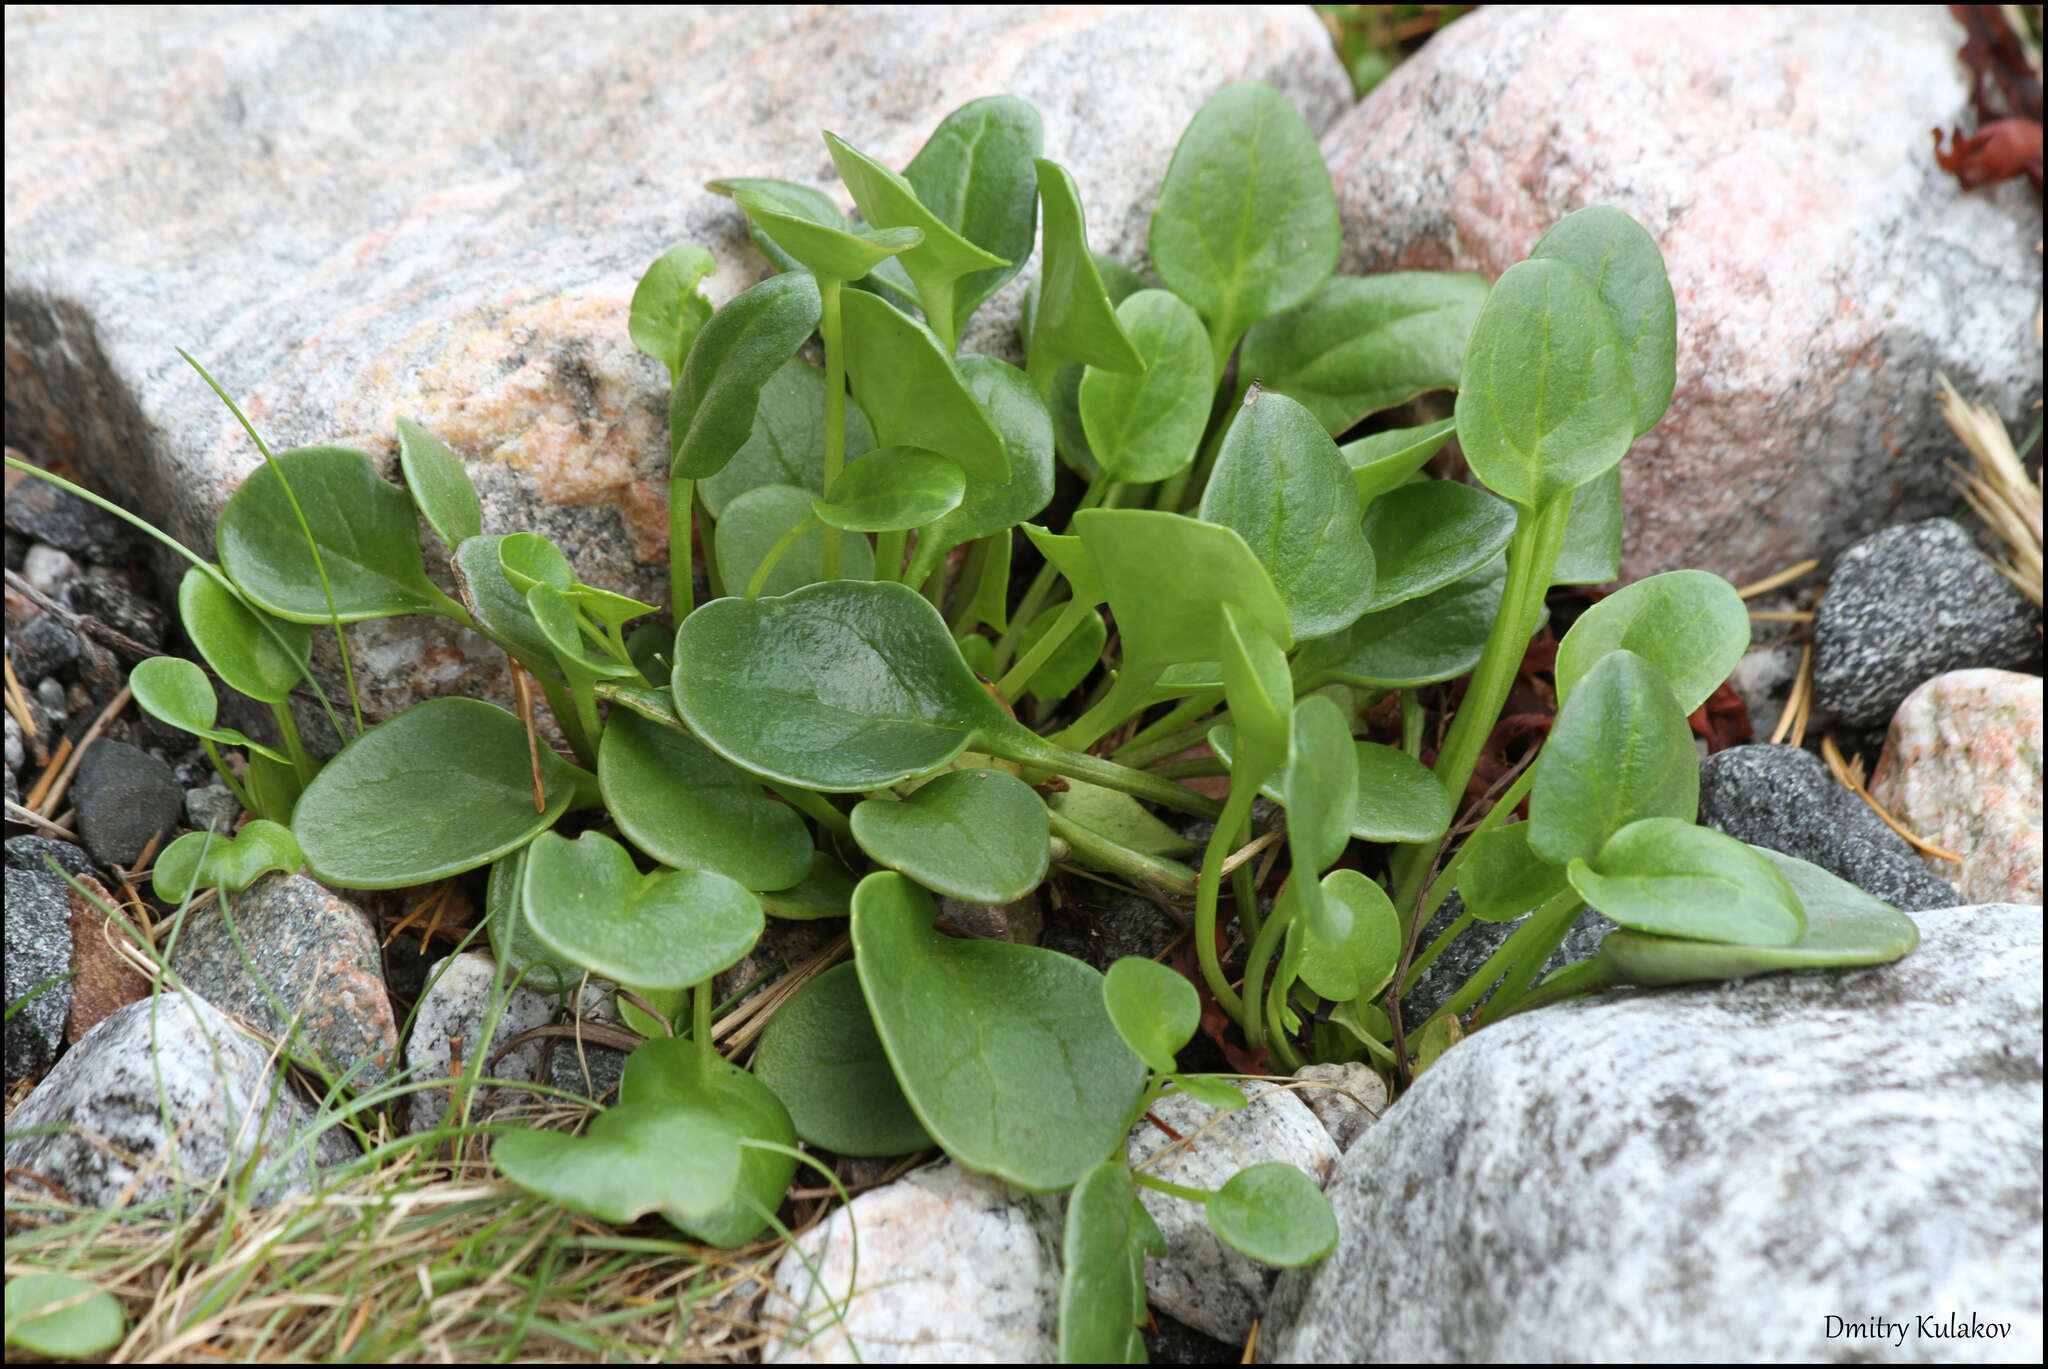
[4,865,74,1078]
[1263,903,2044,1363]
[403,951,556,1134]
[5,834,98,882]
[764,1158,1064,1364]
[1292,1061,1387,1151]
[1128,1080,1339,1344]
[1698,743,1960,912]
[1813,519,2040,729]
[68,738,183,869]
[1321,7,2041,586]
[1401,891,1616,1028]
[4,993,362,1218]
[167,873,398,1090]
[5,6,1348,732]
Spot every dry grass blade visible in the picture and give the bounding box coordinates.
[1938,373,2044,608]
[1769,643,1814,746]
[1736,557,1821,599]
[4,652,40,738]
[1820,733,1966,863]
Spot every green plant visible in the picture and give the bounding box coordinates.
[7,80,1920,1364]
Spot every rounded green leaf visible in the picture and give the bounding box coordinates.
[759,850,861,921]
[521,830,764,990]
[4,1273,126,1358]
[1555,569,1750,715]
[1552,466,1623,586]
[493,1098,742,1229]
[452,535,556,668]
[1102,956,1200,1073]
[1568,817,1803,947]
[497,531,574,593]
[1596,847,1918,986]
[1239,272,1490,434]
[717,483,874,597]
[1149,81,1340,361]
[1013,601,1107,703]
[671,271,823,479]
[812,447,964,532]
[177,566,311,704]
[217,445,445,622]
[1167,1073,1252,1111]
[673,579,1007,791]
[1296,867,1400,1001]
[1211,730,1453,845]
[851,873,1144,1191]
[839,289,1008,482]
[1198,390,1374,640]
[1280,694,1359,874]
[1028,158,1144,374]
[1528,649,1699,869]
[1218,601,1294,786]
[1059,1161,1146,1365]
[629,241,716,385]
[850,768,1049,904]
[753,960,932,1156]
[1531,205,1677,437]
[1078,290,1210,483]
[598,709,811,892]
[619,1035,801,1247]
[151,821,303,904]
[1075,509,1293,669]
[1457,821,1571,924]
[1454,257,1636,511]
[127,656,288,763]
[486,844,582,994]
[1204,1162,1338,1266]
[915,356,1056,563]
[394,416,482,548]
[903,95,1044,342]
[1295,556,1506,693]
[1361,479,1517,613]
[1342,418,1458,511]
[709,178,853,276]
[700,358,877,517]
[294,698,581,889]
[732,187,923,280]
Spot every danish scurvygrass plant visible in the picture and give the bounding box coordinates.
[5,80,1919,1363]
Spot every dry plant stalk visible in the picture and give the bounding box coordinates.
[1937,373,2044,608]
[1820,734,1966,863]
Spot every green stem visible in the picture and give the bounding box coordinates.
[989,471,1114,673]
[1401,908,1475,994]
[565,763,605,812]
[1191,781,1261,1020]
[1052,663,1162,754]
[770,783,853,841]
[1045,809,1198,894]
[919,560,948,612]
[693,975,715,1069]
[538,675,597,768]
[1264,986,1307,1071]
[1132,1171,1211,1204]
[1488,955,1618,1021]
[998,729,1221,819]
[746,516,820,600]
[874,528,907,584]
[819,277,847,580]
[670,477,695,622]
[199,739,256,816]
[1150,757,1228,779]
[1405,885,1581,1054]
[994,597,1092,701]
[1025,347,1059,397]
[1411,763,1541,937]
[566,681,603,761]
[268,699,316,787]
[696,481,725,601]
[1115,696,1226,767]
[1472,897,1587,1028]
[1400,689,1425,760]
[1240,876,1299,1054]
[950,537,995,634]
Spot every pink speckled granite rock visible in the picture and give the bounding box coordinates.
[3,7,1349,735]
[1320,6,2042,586]
[1871,669,2044,905]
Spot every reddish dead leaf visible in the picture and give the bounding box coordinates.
[65,875,150,1043]
[1934,5,2044,190]
[1688,679,1753,753]
[1933,119,2044,190]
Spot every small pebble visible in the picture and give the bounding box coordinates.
[184,783,241,833]
[36,676,68,721]
[6,613,80,685]
[69,738,184,868]
[20,543,79,595]
[5,714,23,772]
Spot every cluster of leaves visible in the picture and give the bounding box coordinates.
[1933,3,2043,191]
[6,79,1919,1363]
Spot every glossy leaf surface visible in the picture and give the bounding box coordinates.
[758,850,861,921]
[1076,509,1294,681]
[1103,955,1201,1073]
[1528,650,1699,869]
[916,357,1056,561]
[813,446,964,533]
[851,873,1143,1190]
[1360,478,1516,612]
[1291,557,1506,691]
[903,95,1044,340]
[497,532,574,594]
[152,821,303,903]
[1554,569,1749,714]
[1013,601,1107,702]
[670,271,823,479]
[1205,1162,1339,1266]
[486,844,582,994]
[1059,1161,1147,1366]
[453,535,556,667]
[731,187,922,280]
[1531,205,1677,436]
[851,768,1049,904]
[522,830,763,990]
[629,241,716,385]
[1458,821,1571,924]
[752,961,932,1156]
[1027,159,1143,374]
[839,288,1007,482]
[1078,289,1211,482]
[1342,418,1457,511]
[128,656,288,762]
[699,358,877,516]
[717,483,873,597]
[618,1038,799,1247]
[1569,817,1803,946]
[176,567,311,705]
[1297,867,1400,1001]
[395,417,482,549]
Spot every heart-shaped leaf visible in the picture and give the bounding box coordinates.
[1199,391,1375,640]
[395,416,482,549]
[903,95,1044,343]
[1342,418,1459,511]
[1075,509,1294,669]
[1596,847,1918,985]
[1568,817,1803,947]
[521,830,763,989]
[699,358,878,517]
[1528,650,1699,869]
[851,873,1143,1191]
[1210,730,1453,844]
[1103,955,1200,1073]
[1295,867,1400,1001]
[673,579,1009,791]
[1149,81,1340,369]
[759,850,861,921]
[152,821,303,903]
[850,768,1049,904]
[3,1274,126,1358]
[839,288,1007,482]
[813,447,964,532]
[294,698,583,889]
[1361,479,1516,612]
[598,709,811,892]
[732,187,923,281]
[1457,821,1571,923]
[1027,159,1144,376]
[1238,272,1489,434]
[1531,205,1677,437]
[913,357,1056,566]
[1552,466,1623,585]
[671,271,822,479]
[629,241,716,385]
[1455,257,1636,511]
[1059,1161,1147,1366]
[128,656,289,763]
[1291,557,1505,691]
[1205,1162,1338,1266]
[497,531,575,593]
[485,844,582,995]
[217,445,448,622]
[620,1035,800,1247]
[492,1096,742,1228]
[752,960,932,1156]
[1555,569,1750,714]
[175,567,312,706]
[719,484,875,596]
[1078,289,1211,483]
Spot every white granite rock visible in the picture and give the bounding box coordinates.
[1262,903,2045,1363]
[763,1158,1063,1364]
[4,7,1349,732]
[1321,6,2042,586]
[1291,1061,1387,1151]
[1129,1079,1340,1344]
[3,993,359,1218]
[403,951,557,1134]
[1872,670,2044,906]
